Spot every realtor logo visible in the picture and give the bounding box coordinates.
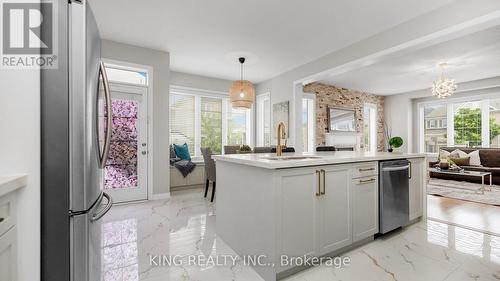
[1,0,58,69]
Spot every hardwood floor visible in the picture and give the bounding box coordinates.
[427,194,500,236]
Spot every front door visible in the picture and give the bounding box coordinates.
[104,83,148,202]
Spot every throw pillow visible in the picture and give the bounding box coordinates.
[449,156,470,166]
[439,149,451,159]
[173,143,191,161]
[467,150,482,166]
[450,149,467,158]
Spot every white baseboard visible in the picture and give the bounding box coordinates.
[150,192,170,201]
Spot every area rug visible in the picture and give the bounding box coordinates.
[427,178,500,206]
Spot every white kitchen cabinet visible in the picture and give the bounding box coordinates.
[278,168,319,258]
[352,176,378,242]
[409,158,425,220]
[318,165,352,254]
[277,164,353,258]
[0,227,17,281]
[0,175,25,281]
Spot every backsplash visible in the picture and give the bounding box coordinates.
[303,82,385,151]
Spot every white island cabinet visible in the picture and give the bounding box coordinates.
[214,152,426,281]
[409,158,425,221]
[0,175,27,281]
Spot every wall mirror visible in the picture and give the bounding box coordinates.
[328,107,356,132]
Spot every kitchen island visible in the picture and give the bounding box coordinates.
[213,151,427,281]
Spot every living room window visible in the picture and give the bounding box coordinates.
[423,104,448,153]
[169,87,252,157]
[419,96,500,153]
[363,103,377,153]
[453,102,482,148]
[490,99,500,148]
[256,93,271,146]
[302,94,315,152]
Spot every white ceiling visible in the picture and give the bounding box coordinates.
[320,25,500,95]
[88,0,454,83]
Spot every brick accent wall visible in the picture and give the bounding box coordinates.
[303,82,385,151]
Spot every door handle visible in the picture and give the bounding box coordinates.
[359,167,375,172]
[315,170,321,197]
[409,161,412,179]
[0,217,4,223]
[358,178,376,184]
[91,192,113,222]
[320,169,326,195]
[98,61,112,168]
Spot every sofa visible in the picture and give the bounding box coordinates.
[429,147,500,185]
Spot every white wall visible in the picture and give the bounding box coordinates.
[171,71,232,93]
[101,40,170,196]
[384,94,413,152]
[0,69,40,281]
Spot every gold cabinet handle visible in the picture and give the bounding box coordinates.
[316,170,321,196]
[358,178,376,184]
[321,169,326,195]
[359,167,375,172]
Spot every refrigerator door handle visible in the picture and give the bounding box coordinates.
[91,192,113,222]
[98,61,112,168]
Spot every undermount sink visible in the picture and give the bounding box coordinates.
[262,156,321,161]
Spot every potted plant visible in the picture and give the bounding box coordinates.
[237,144,252,154]
[388,137,403,152]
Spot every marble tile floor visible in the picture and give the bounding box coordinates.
[100,188,500,281]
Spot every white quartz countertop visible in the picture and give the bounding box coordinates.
[0,174,27,197]
[213,151,426,169]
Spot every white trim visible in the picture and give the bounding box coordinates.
[150,192,171,201]
[446,103,454,147]
[481,99,490,147]
[171,84,228,98]
[222,99,228,147]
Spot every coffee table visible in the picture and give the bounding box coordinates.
[428,168,492,194]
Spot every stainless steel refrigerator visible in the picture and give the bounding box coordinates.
[41,1,113,281]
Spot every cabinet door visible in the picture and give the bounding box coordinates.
[0,227,17,281]
[352,176,378,242]
[278,168,319,259]
[409,158,424,220]
[318,165,352,255]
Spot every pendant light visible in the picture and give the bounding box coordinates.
[432,63,457,99]
[229,57,255,109]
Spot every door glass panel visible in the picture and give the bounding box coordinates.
[97,71,109,167]
[104,99,139,189]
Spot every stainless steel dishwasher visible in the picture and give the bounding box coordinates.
[379,159,410,234]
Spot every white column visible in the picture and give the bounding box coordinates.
[482,99,490,147]
[447,103,454,147]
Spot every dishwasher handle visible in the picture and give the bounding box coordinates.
[381,165,410,172]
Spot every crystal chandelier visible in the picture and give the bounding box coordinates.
[229,57,255,109]
[432,63,457,99]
